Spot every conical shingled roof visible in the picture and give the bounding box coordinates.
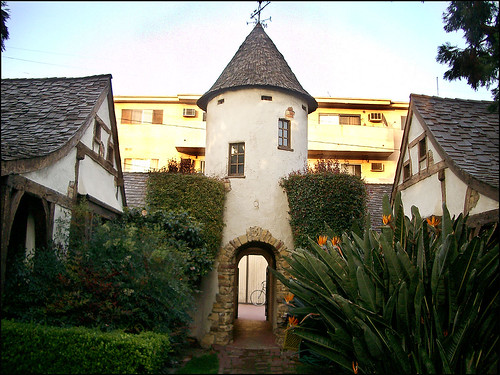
[197,23,317,113]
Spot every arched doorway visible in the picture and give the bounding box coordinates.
[6,193,49,275]
[235,245,276,322]
[201,227,291,347]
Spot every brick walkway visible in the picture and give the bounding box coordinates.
[214,344,299,374]
[212,306,300,374]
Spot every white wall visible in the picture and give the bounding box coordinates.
[22,149,77,197]
[401,173,443,218]
[205,88,309,250]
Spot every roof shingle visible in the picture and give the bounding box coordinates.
[411,94,499,189]
[197,23,317,113]
[1,74,111,162]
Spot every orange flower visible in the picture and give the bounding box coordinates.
[288,316,299,327]
[331,236,341,247]
[317,235,328,246]
[382,214,392,225]
[284,293,294,304]
[352,361,358,374]
[426,216,441,228]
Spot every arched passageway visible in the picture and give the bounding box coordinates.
[202,227,291,347]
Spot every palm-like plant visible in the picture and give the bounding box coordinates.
[273,193,498,374]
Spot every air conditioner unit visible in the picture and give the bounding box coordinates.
[371,162,384,172]
[183,108,197,117]
[368,113,383,122]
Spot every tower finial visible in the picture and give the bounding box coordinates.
[248,1,271,28]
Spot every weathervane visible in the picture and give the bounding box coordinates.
[247,1,271,28]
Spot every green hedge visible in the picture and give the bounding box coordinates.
[280,170,367,248]
[145,172,225,259]
[1,320,171,374]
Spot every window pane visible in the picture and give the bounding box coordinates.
[231,145,238,155]
[230,165,237,174]
[238,155,244,164]
[279,138,283,146]
[279,129,283,137]
[132,110,142,124]
[238,144,244,153]
[231,155,237,164]
[238,165,244,174]
[319,114,339,125]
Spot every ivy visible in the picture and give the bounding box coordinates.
[280,160,367,248]
[145,168,226,262]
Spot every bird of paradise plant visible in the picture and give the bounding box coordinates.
[272,192,498,374]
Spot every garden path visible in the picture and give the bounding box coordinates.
[213,304,300,374]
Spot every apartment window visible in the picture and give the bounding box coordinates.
[261,95,272,101]
[278,118,291,149]
[229,143,245,176]
[202,112,207,121]
[121,109,163,124]
[123,158,159,172]
[343,164,361,177]
[319,114,361,125]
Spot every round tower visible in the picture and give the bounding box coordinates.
[196,22,317,347]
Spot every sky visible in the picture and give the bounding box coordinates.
[1,1,495,102]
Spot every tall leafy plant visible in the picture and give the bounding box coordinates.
[280,159,367,249]
[273,193,498,374]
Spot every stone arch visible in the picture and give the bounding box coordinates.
[205,226,291,347]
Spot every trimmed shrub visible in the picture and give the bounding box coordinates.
[273,193,499,374]
[145,171,226,260]
[1,319,171,374]
[280,160,367,248]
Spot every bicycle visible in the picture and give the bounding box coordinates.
[250,280,266,306]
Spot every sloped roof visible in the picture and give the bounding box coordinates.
[123,172,149,208]
[1,74,111,164]
[410,94,499,191]
[197,23,317,113]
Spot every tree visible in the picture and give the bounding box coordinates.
[436,1,499,110]
[1,1,9,52]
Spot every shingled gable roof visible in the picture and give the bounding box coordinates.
[1,74,114,176]
[398,94,499,199]
[197,22,318,113]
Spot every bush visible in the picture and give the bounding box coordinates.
[280,159,367,248]
[273,193,499,374]
[145,171,226,261]
[1,319,171,374]
[2,202,197,340]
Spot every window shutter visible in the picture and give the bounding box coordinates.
[153,110,163,124]
[122,109,132,124]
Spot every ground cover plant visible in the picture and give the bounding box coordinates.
[274,193,498,374]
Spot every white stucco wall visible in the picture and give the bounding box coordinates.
[400,173,443,218]
[78,156,121,211]
[22,148,77,197]
[205,88,309,250]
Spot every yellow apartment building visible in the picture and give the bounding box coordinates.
[114,95,408,184]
